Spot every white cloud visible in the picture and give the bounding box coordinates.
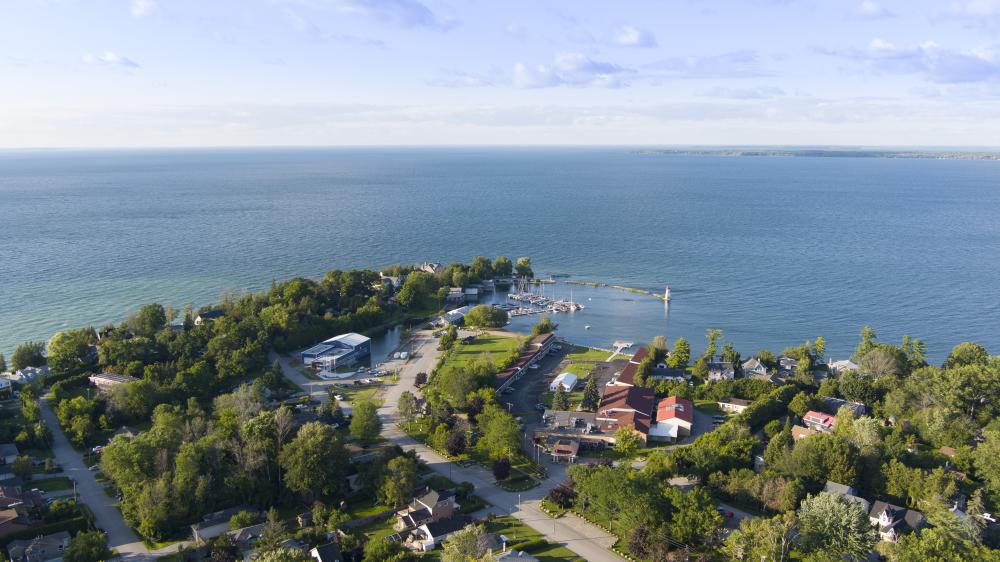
[613,25,657,48]
[819,39,1000,83]
[853,1,894,19]
[645,50,768,78]
[291,0,456,30]
[130,0,157,18]
[701,86,787,99]
[512,53,633,88]
[82,51,140,69]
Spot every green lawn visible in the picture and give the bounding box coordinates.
[446,335,522,369]
[562,363,595,378]
[564,346,610,363]
[486,516,584,561]
[694,400,724,416]
[329,382,382,405]
[538,390,586,411]
[30,477,72,492]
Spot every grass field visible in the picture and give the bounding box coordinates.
[30,477,72,492]
[486,516,584,561]
[564,346,610,363]
[694,400,724,415]
[562,363,595,378]
[446,334,522,369]
[328,382,382,405]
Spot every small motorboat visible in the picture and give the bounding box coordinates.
[585,325,592,330]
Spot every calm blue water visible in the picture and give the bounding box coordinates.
[2,148,999,364]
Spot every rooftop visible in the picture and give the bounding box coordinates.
[656,396,694,423]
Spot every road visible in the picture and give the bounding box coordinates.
[38,397,155,561]
[276,329,625,561]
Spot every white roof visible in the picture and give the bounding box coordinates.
[648,422,679,438]
[326,332,370,347]
[551,372,578,388]
[829,359,859,371]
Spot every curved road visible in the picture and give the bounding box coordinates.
[275,330,625,562]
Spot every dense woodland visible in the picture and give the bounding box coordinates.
[4,257,526,554]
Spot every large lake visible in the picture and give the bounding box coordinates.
[2,147,999,364]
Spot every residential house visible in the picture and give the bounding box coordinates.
[869,501,924,542]
[549,372,578,392]
[463,287,480,302]
[778,356,798,377]
[718,398,751,414]
[300,333,372,370]
[495,550,539,561]
[88,372,138,391]
[6,531,70,562]
[310,542,344,562]
[828,358,860,375]
[227,522,268,550]
[0,505,34,539]
[596,385,654,444]
[707,362,735,382]
[405,515,472,552]
[421,262,443,275]
[650,396,694,442]
[650,365,689,382]
[445,288,465,305]
[802,410,836,433]
[194,309,225,325]
[0,378,11,397]
[791,425,817,440]
[824,481,871,513]
[741,357,768,378]
[112,426,138,441]
[822,397,866,417]
[395,488,457,531]
[0,444,18,465]
[379,273,406,289]
[8,367,48,385]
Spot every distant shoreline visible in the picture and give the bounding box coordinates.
[636,148,1000,160]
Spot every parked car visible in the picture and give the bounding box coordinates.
[535,403,547,412]
[716,508,734,518]
[334,395,345,401]
[88,465,100,472]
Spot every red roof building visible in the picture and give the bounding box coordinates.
[803,410,836,432]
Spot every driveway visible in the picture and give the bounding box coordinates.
[38,397,154,561]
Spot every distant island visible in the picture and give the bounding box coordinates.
[637,148,1000,160]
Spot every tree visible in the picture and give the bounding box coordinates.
[63,530,113,562]
[350,401,382,442]
[531,316,556,336]
[667,337,691,369]
[229,510,257,529]
[797,492,875,560]
[965,489,988,545]
[515,257,533,278]
[788,391,819,417]
[723,512,797,562]
[396,271,436,309]
[813,336,827,363]
[397,391,418,429]
[130,303,167,337]
[477,405,520,460]
[854,325,877,360]
[47,328,94,375]
[492,457,511,481]
[839,371,877,405]
[379,455,418,507]
[580,377,600,411]
[11,456,31,481]
[0,353,6,373]
[254,548,313,562]
[441,523,491,562]
[614,427,643,456]
[704,328,722,361]
[945,342,990,368]
[279,422,349,501]
[11,341,46,371]
[547,480,576,508]
[444,430,466,456]
[552,384,570,411]
[493,256,513,278]
[415,372,428,387]
[860,347,901,379]
[362,538,414,562]
[462,305,508,328]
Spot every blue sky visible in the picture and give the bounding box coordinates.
[4,0,1000,146]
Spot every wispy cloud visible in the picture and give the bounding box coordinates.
[818,39,1000,83]
[852,1,894,20]
[613,25,657,48]
[512,53,634,88]
[282,9,387,47]
[940,1,1000,35]
[701,85,787,99]
[82,51,139,70]
[130,0,157,18]
[645,50,768,78]
[426,68,499,87]
[291,0,456,30]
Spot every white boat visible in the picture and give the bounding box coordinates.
[585,325,592,330]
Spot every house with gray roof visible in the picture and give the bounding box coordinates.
[824,481,871,513]
[869,500,924,542]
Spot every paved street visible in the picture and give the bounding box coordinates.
[38,397,154,561]
[276,329,626,561]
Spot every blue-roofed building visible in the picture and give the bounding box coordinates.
[301,333,371,370]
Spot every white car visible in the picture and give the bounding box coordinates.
[334,394,345,401]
